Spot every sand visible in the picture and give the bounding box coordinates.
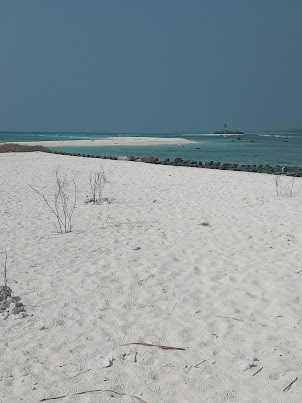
[0,152,301,402]
[13,137,195,148]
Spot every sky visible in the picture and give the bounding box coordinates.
[0,0,301,133]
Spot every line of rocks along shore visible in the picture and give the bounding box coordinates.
[52,151,302,177]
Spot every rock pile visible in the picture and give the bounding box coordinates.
[0,286,27,320]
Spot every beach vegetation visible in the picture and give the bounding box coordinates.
[0,250,11,302]
[30,168,77,233]
[273,175,300,197]
[86,166,109,204]
[0,143,52,153]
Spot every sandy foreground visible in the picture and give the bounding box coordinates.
[0,152,301,403]
[13,137,195,148]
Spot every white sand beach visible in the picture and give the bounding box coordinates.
[14,137,195,148]
[0,152,302,402]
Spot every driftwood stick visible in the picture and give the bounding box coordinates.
[121,342,185,351]
[283,376,298,392]
[213,315,243,322]
[40,388,148,402]
[252,366,263,376]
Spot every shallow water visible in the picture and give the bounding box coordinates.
[1,131,302,166]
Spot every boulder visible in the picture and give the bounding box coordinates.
[126,155,135,161]
[141,155,157,163]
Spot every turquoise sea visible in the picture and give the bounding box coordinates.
[1,130,302,167]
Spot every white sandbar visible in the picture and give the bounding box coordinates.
[13,136,196,147]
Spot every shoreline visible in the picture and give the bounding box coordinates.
[9,136,197,147]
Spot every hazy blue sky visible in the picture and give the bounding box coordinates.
[0,0,301,133]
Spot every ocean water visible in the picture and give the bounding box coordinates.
[1,130,302,167]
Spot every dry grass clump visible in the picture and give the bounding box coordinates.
[0,143,52,153]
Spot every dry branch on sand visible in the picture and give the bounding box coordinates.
[40,388,148,402]
[30,168,76,233]
[121,342,186,350]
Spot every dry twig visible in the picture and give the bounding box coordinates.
[121,342,185,350]
[283,376,298,392]
[252,367,263,376]
[40,389,148,402]
[213,315,243,322]
[4,250,7,288]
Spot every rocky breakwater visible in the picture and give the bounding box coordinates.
[52,151,302,177]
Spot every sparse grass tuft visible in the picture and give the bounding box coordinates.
[273,175,300,197]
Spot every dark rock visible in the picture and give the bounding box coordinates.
[127,155,136,161]
[141,155,157,163]
[173,158,183,164]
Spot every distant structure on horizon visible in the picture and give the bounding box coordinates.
[215,123,244,135]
